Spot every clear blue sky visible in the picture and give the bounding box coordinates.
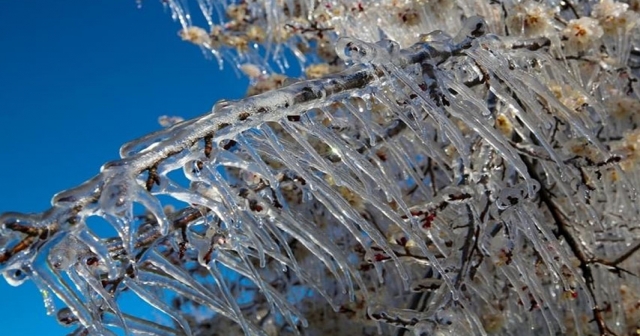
[0,1,248,334]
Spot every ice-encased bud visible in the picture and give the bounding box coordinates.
[212,99,232,117]
[158,115,184,127]
[453,16,488,43]
[49,245,78,270]
[336,38,402,65]
[435,309,455,326]
[99,180,129,214]
[3,267,28,286]
[0,231,21,260]
[419,30,454,54]
[413,321,436,336]
[496,180,539,209]
[240,171,258,188]
[420,30,452,43]
[496,185,525,210]
[376,39,401,57]
[0,212,38,233]
[335,37,378,63]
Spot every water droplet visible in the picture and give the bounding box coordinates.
[56,307,79,326]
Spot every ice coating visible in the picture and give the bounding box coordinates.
[2,2,640,336]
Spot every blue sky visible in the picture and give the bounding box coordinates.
[0,1,249,334]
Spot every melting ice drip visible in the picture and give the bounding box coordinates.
[2,2,640,335]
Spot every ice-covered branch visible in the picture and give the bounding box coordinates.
[2,0,640,335]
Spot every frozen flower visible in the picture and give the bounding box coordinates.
[158,115,184,127]
[563,137,601,162]
[246,74,287,96]
[548,82,589,112]
[562,17,604,52]
[592,0,638,34]
[304,63,340,79]
[397,7,421,26]
[620,285,640,334]
[221,34,250,52]
[495,114,514,137]
[593,0,629,20]
[481,311,505,333]
[225,3,249,23]
[507,1,558,37]
[612,129,640,171]
[607,94,640,120]
[239,63,264,79]
[178,26,211,46]
[246,25,266,43]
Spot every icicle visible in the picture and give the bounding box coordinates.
[511,253,562,334]
[31,275,56,316]
[234,248,306,333]
[74,262,129,334]
[467,47,609,157]
[102,312,181,335]
[488,77,571,177]
[437,73,540,197]
[131,184,170,236]
[165,0,192,31]
[274,210,358,301]
[98,175,139,255]
[258,123,411,283]
[199,163,271,267]
[145,248,223,306]
[135,269,235,322]
[74,228,118,281]
[196,0,215,28]
[206,260,266,336]
[123,277,193,336]
[342,99,381,147]
[382,62,473,167]
[220,246,337,319]
[32,234,98,333]
[4,7,640,334]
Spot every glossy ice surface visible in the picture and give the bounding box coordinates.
[1,0,640,335]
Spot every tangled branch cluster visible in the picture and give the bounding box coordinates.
[1,0,640,335]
